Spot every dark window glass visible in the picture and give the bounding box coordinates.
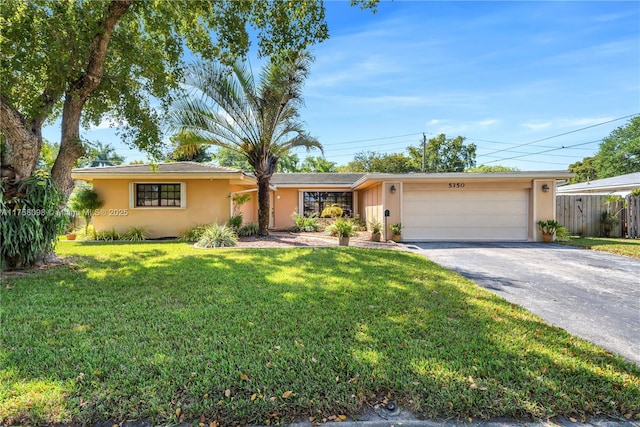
[303,191,353,217]
[136,183,181,207]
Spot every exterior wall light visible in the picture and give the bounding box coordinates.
[541,184,550,192]
[390,184,396,194]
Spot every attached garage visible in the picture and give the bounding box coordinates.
[403,188,529,241]
[353,171,573,243]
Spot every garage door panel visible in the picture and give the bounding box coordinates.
[404,190,529,241]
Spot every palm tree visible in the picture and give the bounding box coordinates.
[170,52,321,235]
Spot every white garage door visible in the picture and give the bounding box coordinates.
[403,189,529,241]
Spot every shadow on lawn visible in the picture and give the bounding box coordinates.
[1,246,639,426]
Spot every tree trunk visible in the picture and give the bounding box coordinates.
[0,94,42,178]
[50,0,132,196]
[257,176,271,236]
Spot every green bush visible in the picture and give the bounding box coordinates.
[1,170,69,269]
[69,185,103,239]
[228,213,243,230]
[95,228,120,242]
[237,222,259,237]
[121,226,148,242]
[292,213,321,232]
[195,224,237,248]
[320,204,343,218]
[178,224,209,242]
[555,225,571,242]
[327,218,356,238]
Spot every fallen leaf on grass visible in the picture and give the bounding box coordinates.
[282,390,293,398]
[224,389,231,398]
[240,373,249,381]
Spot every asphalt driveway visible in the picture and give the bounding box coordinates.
[404,242,640,365]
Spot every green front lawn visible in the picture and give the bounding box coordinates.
[562,237,640,258]
[1,242,638,426]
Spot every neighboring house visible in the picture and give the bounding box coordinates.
[71,163,572,242]
[557,172,640,196]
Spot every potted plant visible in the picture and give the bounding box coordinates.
[332,218,356,246]
[390,222,402,242]
[537,219,560,243]
[369,219,382,242]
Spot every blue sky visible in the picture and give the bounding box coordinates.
[43,1,640,171]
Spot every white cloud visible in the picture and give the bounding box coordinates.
[523,122,552,131]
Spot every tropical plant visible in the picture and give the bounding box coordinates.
[69,186,104,239]
[195,224,238,248]
[292,213,321,232]
[170,51,322,236]
[327,218,356,238]
[370,219,382,235]
[0,170,68,269]
[321,204,343,219]
[165,131,212,163]
[390,223,403,236]
[600,212,620,238]
[555,225,571,242]
[78,141,125,167]
[537,219,560,235]
[179,224,209,243]
[237,222,259,237]
[632,188,640,197]
[121,226,148,242]
[95,228,120,242]
[369,219,382,242]
[228,214,243,230]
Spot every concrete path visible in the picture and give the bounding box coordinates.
[403,242,640,365]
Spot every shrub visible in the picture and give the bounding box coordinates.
[95,228,120,242]
[1,170,69,269]
[369,219,382,234]
[72,224,94,241]
[68,185,103,239]
[327,218,356,238]
[555,225,571,242]
[292,213,321,232]
[351,215,367,231]
[237,222,259,237]
[228,213,243,230]
[179,224,208,242]
[121,226,148,242]
[321,204,343,218]
[195,224,237,248]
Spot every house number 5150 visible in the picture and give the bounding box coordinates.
[448,183,465,188]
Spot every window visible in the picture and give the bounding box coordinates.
[303,191,353,217]
[136,183,181,207]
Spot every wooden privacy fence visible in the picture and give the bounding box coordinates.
[556,194,640,238]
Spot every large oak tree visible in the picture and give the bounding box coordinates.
[0,0,350,195]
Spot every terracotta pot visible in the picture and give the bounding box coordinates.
[371,232,381,242]
[66,233,77,241]
[391,234,402,243]
[542,233,554,243]
[338,236,350,246]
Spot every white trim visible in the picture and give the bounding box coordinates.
[130,181,187,210]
